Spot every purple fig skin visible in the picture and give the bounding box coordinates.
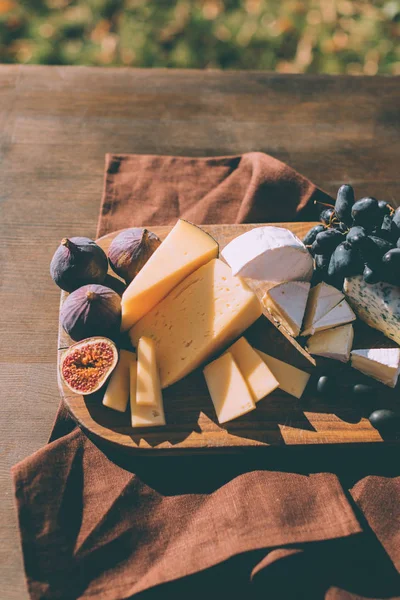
[60,284,121,342]
[50,237,108,292]
[108,228,161,284]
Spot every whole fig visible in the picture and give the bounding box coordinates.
[50,237,108,292]
[60,284,121,341]
[108,228,161,284]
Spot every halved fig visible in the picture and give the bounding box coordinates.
[60,337,118,395]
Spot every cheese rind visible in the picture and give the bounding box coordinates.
[305,300,355,335]
[263,281,310,337]
[344,276,400,345]
[102,350,136,413]
[221,226,313,282]
[203,352,256,424]
[302,282,344,336]
[351,348,400,388]
[255,349,310,399]
[136,337,162,407]
[130,259,262,388]
[224,337,279,402]
[121,220,218,331]
[306,324,354,362]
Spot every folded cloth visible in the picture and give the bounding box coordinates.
[12,152,400,600]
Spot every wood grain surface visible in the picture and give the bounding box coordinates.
[58,222,389,450]
[1,66,399,598]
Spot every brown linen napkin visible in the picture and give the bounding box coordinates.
[12,152,400,600]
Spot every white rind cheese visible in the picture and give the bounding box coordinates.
[344,276,400,345]
[302,282,344,336]
[263,281,310,337]
[305,300,355,335]
[351,348,400,388]
[255,349,310,399]
[221,226,313,282]
[306,324,354,363]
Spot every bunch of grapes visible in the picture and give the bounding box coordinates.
[303,185,400,289]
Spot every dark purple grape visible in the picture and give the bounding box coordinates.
[352,384,376,399]
[381,248,400,285]
[312,229,344,254]
[351,197,381,230]
[376,214,397,243]
[369,410,399,435]
[316,375,337,397]
[378,200,391,216]
[360,236,394,268]
[335,184,354,225]
[335,222,349,233]
[328,242,363,279]
[363,265,379,284]
[392,206,400,230]
[346,226,367,248]
[315,253,330,274]
[320,207,335,226]
[302,224,326,246]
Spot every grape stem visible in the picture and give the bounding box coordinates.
[313,199,335,209]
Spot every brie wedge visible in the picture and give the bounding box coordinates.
[351,348,400,388]
[263,281,310,337]
[304,300,355,335]
[306,324,354,362]
[221,226,313,282]
[302,282,344,336]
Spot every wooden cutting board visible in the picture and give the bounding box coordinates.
[57,222,393,451]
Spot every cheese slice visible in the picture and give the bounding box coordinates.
[121,220,218,331]
[224,337,279,402]
[307,300,355,335]
[130,258,262,388]
[306,324,354,362]
[351,348,400,388]
[221,226,313,282]
[136,337,163,407]
[203,352,256,424]
[255,349,310,399]
[130,357,165,428]
[263,281,310,337]
[302,282,344,336]
[102,350,136,413]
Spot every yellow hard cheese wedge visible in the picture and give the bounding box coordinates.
[136,337,162,407]
[204,352,256,424]
[121,220,218,331]
[130,346,165,427]
[255,349,310,399]
[224,337,279,402]
[102,350,136,412]
[130,258,263,388]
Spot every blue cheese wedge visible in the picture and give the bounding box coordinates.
[302,282,344,336]
[351,348,400,388]
[262,281,310,337]
[221,226,313,282]
[344,276,400,345]
[306,324,354,363]
[304,300,355,335]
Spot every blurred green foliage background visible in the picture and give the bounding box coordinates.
[0,0,399,74]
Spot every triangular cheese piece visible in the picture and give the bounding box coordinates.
[302,282,344,336]
[255,349,310,399]
[263,281,310,337]
[351,347,400,388]
[306,300,355,335]
[306,324,354,363]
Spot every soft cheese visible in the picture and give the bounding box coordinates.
[255,349,310,399]
[224,337,279,402]
[302,282,344,336]
[203,352,256,424]
[121,220,218,331]
[351,347,400,388]
[305,300,355,335]
[129,259,263,388]
[136,337,163,407]
[221,226,313,282]
[102,350,136,413]
[306,324,354,362]
[344,276,400,345]
[263,281,310,337]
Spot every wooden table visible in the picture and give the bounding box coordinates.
[1,66,399,598]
